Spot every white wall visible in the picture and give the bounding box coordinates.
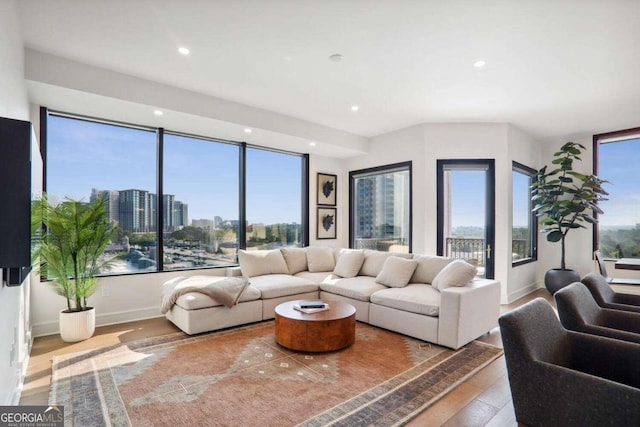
[309,154,348,248]
[344,124,425,251]
[0,0,32,405]
[537,134,599,282]
[342,122,543,303]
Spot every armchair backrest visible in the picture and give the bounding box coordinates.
[555,282,602,329]
[581,272,615,305]
[499,298,570,368]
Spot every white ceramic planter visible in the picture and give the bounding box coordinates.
[59,307,96,342]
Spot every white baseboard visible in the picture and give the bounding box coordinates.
[507,282,543,304]
[32,306,163,337]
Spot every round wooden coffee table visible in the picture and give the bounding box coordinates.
[274,300,356,352]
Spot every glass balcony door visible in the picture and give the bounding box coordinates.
[436,159,495,279]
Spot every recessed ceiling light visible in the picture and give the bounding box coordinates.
[473,60,486,68]
[153,110,163,116]
[309,142,316,147]
[244,128,252,134]
[329,54,343,62]
[351,105,360,112]
[178,46,190,56]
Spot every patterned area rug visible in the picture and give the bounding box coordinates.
[50,321,502,426]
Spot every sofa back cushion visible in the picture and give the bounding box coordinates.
[410,255,455,284]
[333,249,365,278]
[280,247,308,274]
[375,256,418,288]
[238,249,289,278]
[431,259,477,290]
[360,250,412,277]
[306,246,336,272]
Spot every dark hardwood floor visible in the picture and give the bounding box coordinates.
[20,285,638,426]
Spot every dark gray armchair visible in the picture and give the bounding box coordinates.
[554,282,640,344]
[499,298,640,427]
[581,272,640,313]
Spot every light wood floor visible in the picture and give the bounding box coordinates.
[21,286,637,426]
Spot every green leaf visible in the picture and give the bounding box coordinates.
[547,231,563,242]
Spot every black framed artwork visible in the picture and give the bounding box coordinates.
[317,173,337,206]
[317,207,337,239]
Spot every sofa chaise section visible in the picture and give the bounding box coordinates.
[165,280,262,335]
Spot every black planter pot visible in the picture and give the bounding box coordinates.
[544,268,581,294]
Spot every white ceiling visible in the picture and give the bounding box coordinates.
[16,0,640,141]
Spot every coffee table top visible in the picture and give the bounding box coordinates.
[275,300,355,322]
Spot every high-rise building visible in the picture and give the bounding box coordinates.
[355,173,407,239]
[163,194,175,232]
[174,201,188,228]
[90,188,120,225]
[119,189,152,233]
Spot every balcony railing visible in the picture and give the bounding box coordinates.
[445,237,531,265]
[445,237,485,266]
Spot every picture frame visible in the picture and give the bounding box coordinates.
[317,173,337,206]
[317,207,337,239]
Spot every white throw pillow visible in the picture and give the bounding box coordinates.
[375,256,418,288]
[333,249,365,278]
[280,247,308,274]
[410,255,455,284]
[306,246,336,272]
[238,249,289,278]
[431,260,477,290]
[360,250,412,277]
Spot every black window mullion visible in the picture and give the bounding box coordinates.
[239,142,247,250]
[302,154,310,246]
[156,128,164,271]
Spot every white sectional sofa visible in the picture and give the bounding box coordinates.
[163,246,501,349]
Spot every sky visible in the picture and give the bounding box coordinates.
[598,137,640,226]
[47,115,302,225]
[449,170,487,228]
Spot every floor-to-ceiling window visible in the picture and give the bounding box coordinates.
[44,109,308,276]
[594,128,640,258]
[437,159,495,279]
[349,162,412,253]
[162,133,240,270]
[246,147,304,250]
[46,113,158,275]
[512,161,537,265]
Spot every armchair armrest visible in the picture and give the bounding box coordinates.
[509,360,640,426]
[614,292,640,306]
[600,308,640,334]
[438,279,500,349]
[570,331,640,387]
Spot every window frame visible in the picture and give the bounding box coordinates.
[348,161,413,252]
[511,161,538,267]
[593,126,640,259]
[42,107,309,277]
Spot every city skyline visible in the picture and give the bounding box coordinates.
[47,115,303,226]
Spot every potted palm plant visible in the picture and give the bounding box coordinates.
[531,141,609,294]
[37,196,116,342]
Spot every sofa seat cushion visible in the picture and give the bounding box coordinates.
[175,285,261,310]
[320,276,388,302]
[294,271,337,283]
[249,274,318,299]
[370,284,441,317]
